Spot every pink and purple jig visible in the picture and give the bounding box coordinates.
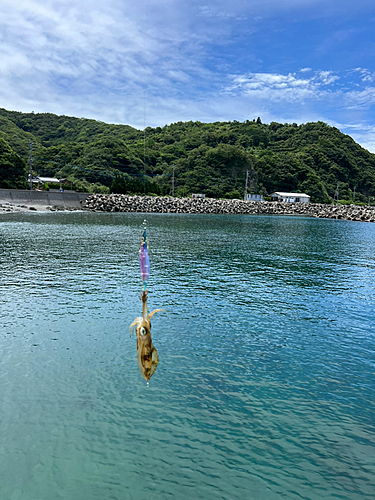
[139,226,150,290]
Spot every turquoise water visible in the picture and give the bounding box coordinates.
[0,212,374,500]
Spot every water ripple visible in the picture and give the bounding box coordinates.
[0,212,374,499]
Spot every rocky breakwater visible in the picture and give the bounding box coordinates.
[83,194,375,222]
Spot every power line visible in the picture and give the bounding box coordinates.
[144,91,146,194]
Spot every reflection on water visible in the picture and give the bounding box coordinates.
[0,212,375,500]
[129,290,164,381]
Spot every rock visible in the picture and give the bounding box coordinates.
[81,195,375,223]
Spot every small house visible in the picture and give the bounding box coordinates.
[245,194,263,201]
[192,193,205,199]
[28,176,73,191]
[270,192,310,203]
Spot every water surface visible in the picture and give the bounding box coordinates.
[0,212,374,499]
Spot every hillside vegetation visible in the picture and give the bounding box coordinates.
[0,108,374,203]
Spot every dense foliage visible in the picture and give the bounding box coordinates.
[1,108,375,202]
[0,137,27,189]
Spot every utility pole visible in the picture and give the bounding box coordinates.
[171,164,175,197]
[353,185,356,202]
[28,141,33,190]
[244,169,249,201]
[143,127,146,194]
[334,181,339,205]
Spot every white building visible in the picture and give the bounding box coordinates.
[245,194,263,201]
[28,176,72,191]
[270,192,310,203]
[28,175,60,185]
[192,193,205,199]
[36,177,61,184]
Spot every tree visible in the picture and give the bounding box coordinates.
[1,108,375,202]
[0,138,27,188]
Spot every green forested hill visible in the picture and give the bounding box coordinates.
[0,107,374,203]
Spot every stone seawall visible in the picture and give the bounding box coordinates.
[83,194,375,223]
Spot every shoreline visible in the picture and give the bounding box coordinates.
[0,201,83,214]
[83,194,375,223]
[1,194,375,223]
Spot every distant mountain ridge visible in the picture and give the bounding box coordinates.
[0,107,374,202]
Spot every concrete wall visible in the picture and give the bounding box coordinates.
[0,189,90,207]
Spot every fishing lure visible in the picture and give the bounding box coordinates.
[129,222,165,381]
[139,226,150,291]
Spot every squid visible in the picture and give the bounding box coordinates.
[129,224,165,382]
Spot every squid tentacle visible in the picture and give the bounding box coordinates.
[129,317,142,337]
[147,309,166,320]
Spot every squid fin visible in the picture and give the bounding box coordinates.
[150,348,159,377]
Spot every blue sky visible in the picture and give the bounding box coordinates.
[1,0,375,151]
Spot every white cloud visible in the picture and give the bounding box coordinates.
[0,0,212,113]
[225,71,329,102]
[355,68,375,83]
[344,87,375,109]
[225,69,346,104]
[318,70,339,85]
[196,4,248,20]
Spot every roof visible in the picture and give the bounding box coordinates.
[271,192,310,198]
[36,177,60,183]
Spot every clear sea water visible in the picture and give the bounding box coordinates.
[0,212,374,500]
